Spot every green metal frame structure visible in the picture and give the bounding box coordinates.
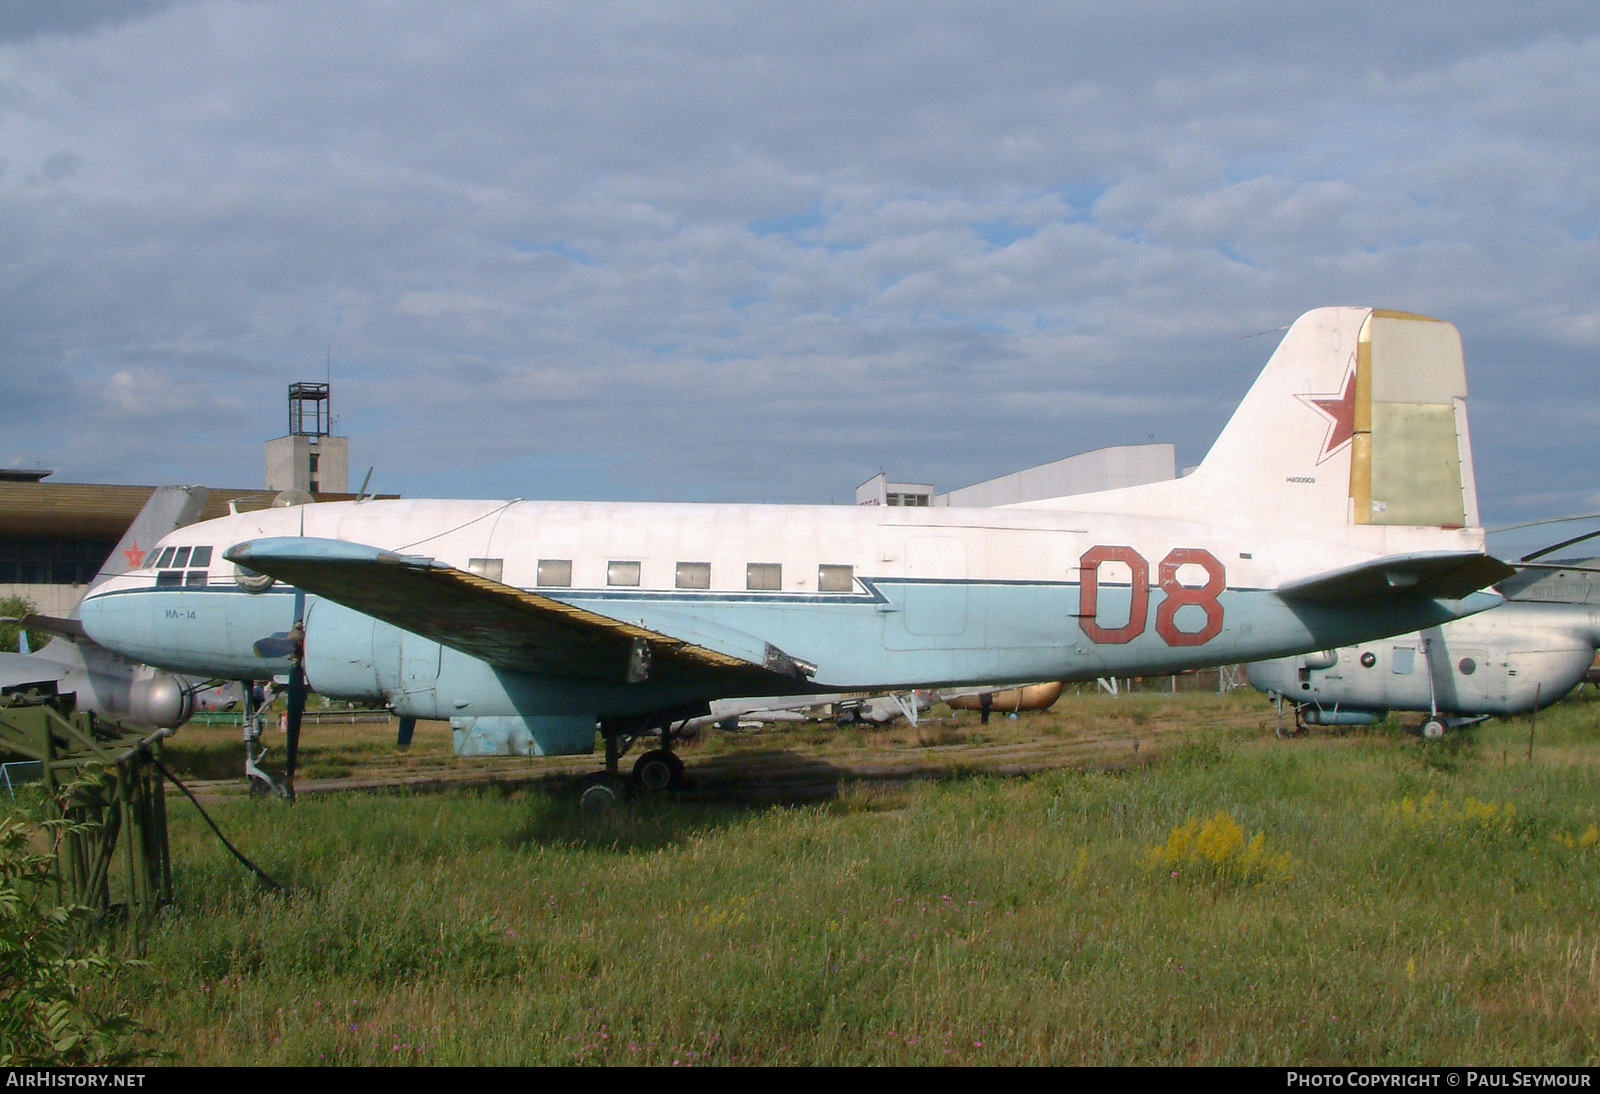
[0,694,173,927]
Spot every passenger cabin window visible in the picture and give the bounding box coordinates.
[607,561,641,587]
[468,558,504,583]
[818,564,854,592]
[746,562,781,591]
[536,559,572,587]
[676,562,711,589]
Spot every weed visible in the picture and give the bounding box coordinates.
[1146,809,1293,883]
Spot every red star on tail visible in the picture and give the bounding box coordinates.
[1296,364,1357,465]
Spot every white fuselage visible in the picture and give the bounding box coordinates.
[80,496,1496,724]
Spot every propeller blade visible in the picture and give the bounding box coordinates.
[283,660,305,801]
[252,633,297,658]
[282,589,307,801]
[1522,525,1600,563]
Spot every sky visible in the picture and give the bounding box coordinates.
[2,1,1597,553]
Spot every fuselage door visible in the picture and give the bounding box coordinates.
[902,535,968,638]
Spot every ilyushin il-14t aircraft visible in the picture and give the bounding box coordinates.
[79,307,1514,807]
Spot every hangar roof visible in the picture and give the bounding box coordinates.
[0,481,391,539]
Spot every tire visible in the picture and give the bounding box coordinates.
[632,749,685,792]
[578,774,627,815]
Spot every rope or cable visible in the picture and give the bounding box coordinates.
[395,497,523,553]
[151,755,286,894]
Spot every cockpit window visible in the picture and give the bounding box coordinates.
[153,546,177,569]
[189,546,213,567]
[171,546,192,568]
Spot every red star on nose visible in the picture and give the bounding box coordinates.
[1297,363,1357,465]
[123,541,146,569]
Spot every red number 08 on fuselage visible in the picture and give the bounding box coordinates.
[1077,546,1226,647]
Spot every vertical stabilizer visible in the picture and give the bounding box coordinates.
[85,485,212,598]
[1015,307,1483,536]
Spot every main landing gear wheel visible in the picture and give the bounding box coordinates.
[633,749,685,792]
[1421,718,1447,740]
[578,773,628,816]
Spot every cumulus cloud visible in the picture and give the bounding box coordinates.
[0,0,1595,525]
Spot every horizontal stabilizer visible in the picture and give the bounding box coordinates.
[225,537,815,688]
[21,614,87,641]
[1277,551,1514,603]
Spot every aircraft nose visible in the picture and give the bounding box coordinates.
[78,588,135,658]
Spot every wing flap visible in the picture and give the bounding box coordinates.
[1277,550,1514,602]
[224,537,814,688]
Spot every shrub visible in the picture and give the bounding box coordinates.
[0,810,150,1065]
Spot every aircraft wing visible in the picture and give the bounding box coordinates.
[1276,551,1515,602]
[225,537,819,690]
[0,650,70,691]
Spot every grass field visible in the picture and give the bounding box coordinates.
[42,688,1600,1064]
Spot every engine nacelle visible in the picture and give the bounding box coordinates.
[125,674,195,728]
[300,601,404,704]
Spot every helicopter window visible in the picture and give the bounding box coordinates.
[1458,658,1477,675]
[1359,651,1376,668]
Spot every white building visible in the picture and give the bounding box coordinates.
[859,444,1177,511]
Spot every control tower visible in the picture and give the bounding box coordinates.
[265,382,348,494]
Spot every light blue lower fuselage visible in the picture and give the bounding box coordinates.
[81,576,1500,721]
